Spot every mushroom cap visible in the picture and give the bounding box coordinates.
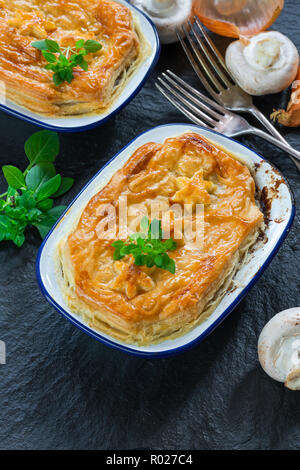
[225,31,299,96]
[131,0,193,44]
[258,308,300,387]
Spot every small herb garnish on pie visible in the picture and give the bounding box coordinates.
[32,38,102,86]
[112,217,177,274]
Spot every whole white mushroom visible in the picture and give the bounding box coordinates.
[131,0,193,44]
[258,308,300,390]
[225,31,299,96]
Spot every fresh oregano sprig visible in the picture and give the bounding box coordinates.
[112,217,177,274]
[32,38,102,86]
[0,130,74,247]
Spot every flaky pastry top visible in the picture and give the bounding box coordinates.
[64,133,263,324]
[0,0,140,115]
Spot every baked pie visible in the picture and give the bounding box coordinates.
[0,0,146,115]
[57,133,264,345]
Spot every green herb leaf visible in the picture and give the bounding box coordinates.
[33,215,59,239]
[13,232,25,247]
[27,208,42,222]
[113,249,122,260]
[42,51,57,63]
[165,257,176,274]
[0,214,12,241]
[112,240,125,248]
[164,238,176,251]
[145,254,154,268]
[32,40,48,51]
[4,205,25,220]
[134,254,145,266]
[52,177,74,198]
[154,254,163,268]
[0,214,20,243]
[84,40,102,53]
[59,54,69,66]
[80,59,88,71]
[25,162,56,191]
[46,205,66,218]
[45,39,60,53]
[45,63,56,71]
[36,198,54,212]
[2,166,26,189]
[65,69,74,83]
[25,130,59,165]
[36,174,61,201]
[53,72,63,86]
[6,186,18,198]
[18,191,36,210]
[70,53,82,65]
[75,39,85,49]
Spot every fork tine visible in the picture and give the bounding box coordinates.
[194,16,234,85]
[181,24,222,93]
[161,72,223,121]
[176,28,218,99]
[165,70,227,116]
[189,20,232,88]
[155,82,210,129]
[157,77,217,127]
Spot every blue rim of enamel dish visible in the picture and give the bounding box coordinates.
[0,0,161,133]
[36,124,296,358]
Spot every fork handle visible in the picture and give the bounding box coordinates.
[249,105,300,171]
[250,105,288,142]
[248,127,300,163]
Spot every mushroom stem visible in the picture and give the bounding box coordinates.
[145,0,176,17]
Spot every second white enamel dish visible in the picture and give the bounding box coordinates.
[36,124,295,357]
[0,0,160,132]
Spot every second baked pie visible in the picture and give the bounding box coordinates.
[0,0,147,115]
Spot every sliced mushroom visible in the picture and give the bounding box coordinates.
[258,308,300,390]
[131,0,193,44]
[225,31,299,96]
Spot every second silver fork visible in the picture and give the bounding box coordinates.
[177,17,300,169]
[155,71,300,164]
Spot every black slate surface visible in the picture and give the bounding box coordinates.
[0,0,300,451]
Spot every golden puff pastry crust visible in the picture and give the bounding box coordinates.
[57,133,264,345]
[0,0,143,115]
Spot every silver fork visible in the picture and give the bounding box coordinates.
[178,17,300,169]
[155,70,300,163]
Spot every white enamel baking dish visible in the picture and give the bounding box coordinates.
[36,124,295,357]
[0,0,160,132]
